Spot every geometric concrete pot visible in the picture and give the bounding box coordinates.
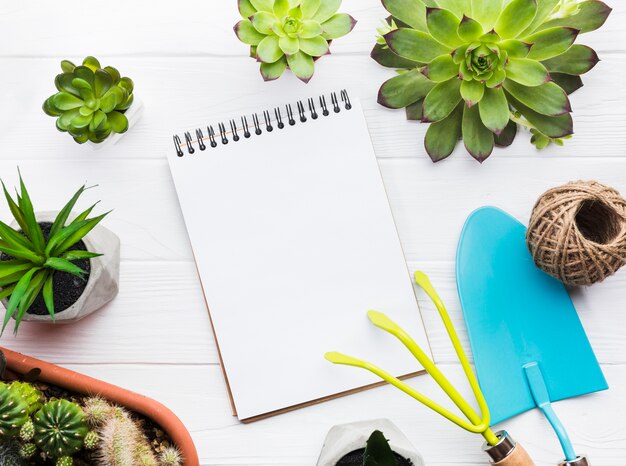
[317,418,425,466]
[3,211,120,323]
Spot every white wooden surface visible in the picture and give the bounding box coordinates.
[1,1,625,464]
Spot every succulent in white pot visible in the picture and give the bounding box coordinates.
[317,419,424,466]
[0,172,120,334]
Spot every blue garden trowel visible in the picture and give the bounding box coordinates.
[456,207,608,466]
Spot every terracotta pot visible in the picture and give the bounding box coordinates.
[1,346,199,466]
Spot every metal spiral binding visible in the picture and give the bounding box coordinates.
[173,90,352,156]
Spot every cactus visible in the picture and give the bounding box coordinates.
[8,382,44,415]
[56,456,74,466]
[83,396,115,428]
[33,400,89,458]
[0,439,26,466]
[19,442,36,459]
[96,407,158,466]
[84,430,99,450]
[0,382,29,436]
[19,419,34,442]
[159,446,183,466]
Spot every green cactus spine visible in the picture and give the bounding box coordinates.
[0,382,29,436]
[8,382,44,415]
[33,400,88,458]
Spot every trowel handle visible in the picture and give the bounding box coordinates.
[484,431,535,466]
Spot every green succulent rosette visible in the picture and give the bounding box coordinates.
[235,0,357,82]
[373,0,611,162]
[43,57,134,144]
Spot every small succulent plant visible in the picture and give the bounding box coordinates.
[0,382,29,436]
[363,430,396,466]
[33,400,89,458]
[235,0,356,82]
[43,56,134,144]
[19,419,35,442]
[373,0,611,162]
[56,456,74,466]
[0,172,108,334]
[83,430,99,450]
[9,382,44,415]
[82,396,115,428]
[19,442,36,460]
[159,447,183,466]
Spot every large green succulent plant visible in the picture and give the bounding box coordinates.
[43,57,134,144]
[0,172,108,334]
[235,0,356,82]
[373,0,611,162]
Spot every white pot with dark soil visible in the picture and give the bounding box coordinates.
[1,211,120,326]
[317,419,424,466]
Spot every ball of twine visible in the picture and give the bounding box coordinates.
[527,180,626,286]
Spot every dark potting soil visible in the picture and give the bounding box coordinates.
[0,222,91,316]
[336,448,413,466]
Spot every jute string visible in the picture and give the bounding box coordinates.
[527,181,626,286]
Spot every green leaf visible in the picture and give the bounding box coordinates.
[312,0,341,23]
[494,120,518,147]
[508,93,573,138]
[486,68,507,88]
[0,261,32,279]
[61,250,102,261]
[0,242,43,264]
[90,110,107,133]
[70,113,93,129]
[279,36,299,55]
[536,0,612,34]
[250,0,273,12]
[60,60,76,73]
[261,57,288,81]
[422,54,459,82]
[44,258,86,277]
[49,185,87,239]
[378,69,435,109]
[478,87,510,134]
[382,0,428,31]
[1,181,29,236]
[499,40,532,58]
[2,267,39,334]
[426,8,463,48]
[43,273,54,319]
[405,100,424,120]
[541,44,599,75]
[257,35,284,63]
[17,172,45,253]
[238,0,257,17]
[52,212,109,256]
[385,29,451,63]
[470,0,503,30]
[71,202,100,224]
[107,111,129,133]
[494,0,538,39]
[370,43,422,69]
[460,79,484,106]
[503,80,570,116]
[423,78,463,122]
[94,69,112,98]
[0,220,34,251]
[82,56,101,71]
[551,73,583,94]
[0,271,26,288]
[0,284,16,301]
[73,66,95,88]
[457,15,484,42]
[301,0,321,19]
[520,0,560,36]
[505,57,549,86]
[363,431,396,466]
[235,20,266,46]
[300,20,323,39]
[51,92,84,111]
[321,14,356,39]
[425,103,463,161]
[298,36,329,57]
[273,0,290,18]
[287,52,315,83]
[104,66,120,84]
[525,27,579,60]
[251,11,275,34]
[462,103,494,162]
[14,270,47,333]
[55,73,81,97]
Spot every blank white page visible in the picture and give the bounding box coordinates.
[167,92,430,421]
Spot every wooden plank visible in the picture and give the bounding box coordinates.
[61,362,626,465]
[0,0,622,57]
[1,54,624,161]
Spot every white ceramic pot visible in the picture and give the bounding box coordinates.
[87,98,143,150]
[317,419,425,466]
[2,211,120,323]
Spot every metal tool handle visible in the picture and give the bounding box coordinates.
[484,431,535,466]
[559,456,590,466]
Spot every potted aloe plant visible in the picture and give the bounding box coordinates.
[234,0,357,82]
[43,56,141,147]
[372,0,612,162]
[0,171,119,334]
[317,419,424,466]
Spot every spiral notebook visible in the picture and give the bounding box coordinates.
[167,90,430,422]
